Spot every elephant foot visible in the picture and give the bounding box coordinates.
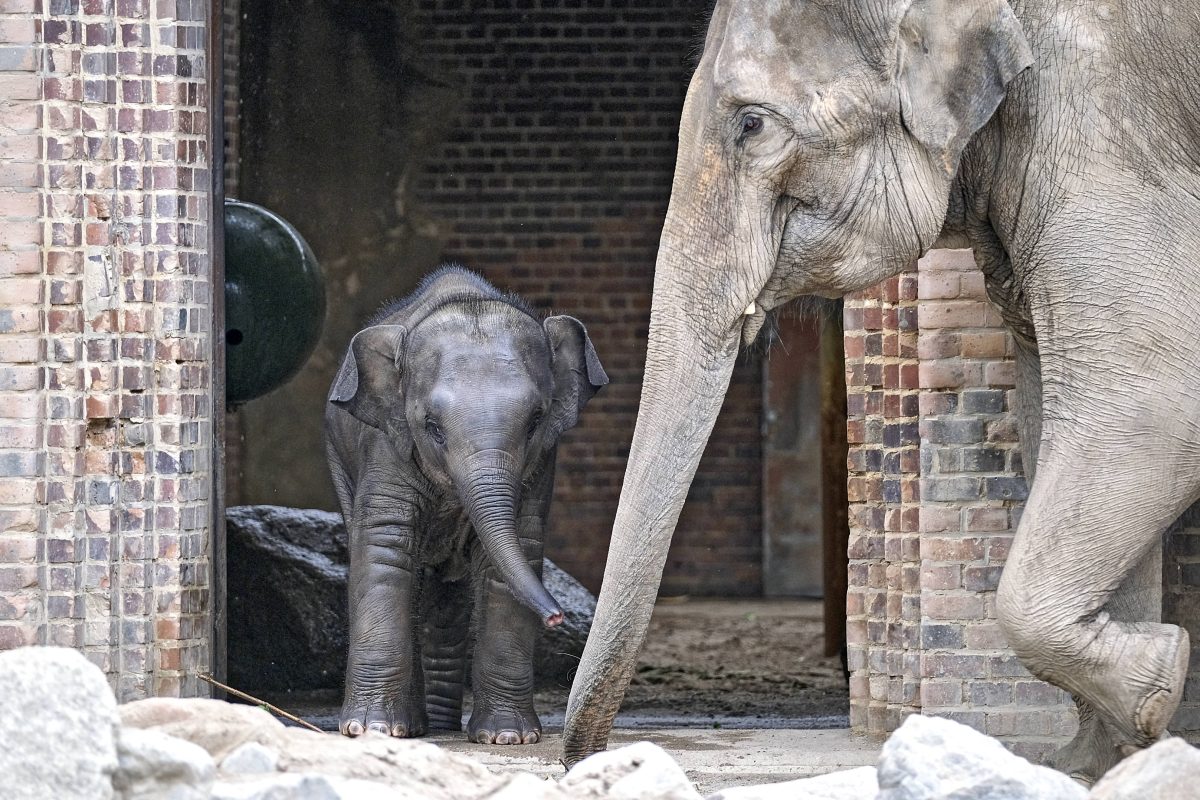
[1044,701,1123,787]
[468,700,542,745]
[340,693,428,739]
[1082,621,1188,751]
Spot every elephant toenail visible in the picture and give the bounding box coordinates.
[496,731,520,745]
[475,729,494,744]
[391,723,408,737]
[346,720,364,736]
[367,722,389,735]
[522,731,540,744]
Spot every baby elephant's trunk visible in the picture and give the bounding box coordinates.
[456,449,563,627]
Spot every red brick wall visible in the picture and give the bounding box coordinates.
[846,250,1074,758]
[0,0,216,698]
[412,0,763,596]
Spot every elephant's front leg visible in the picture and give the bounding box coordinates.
[341,518,428,738]
[1043,544,1163,784]
[996,442,1190,766]
[467,459,554,745]
[467,548,544,745]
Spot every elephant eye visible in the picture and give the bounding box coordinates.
[527,411,544,441]
[741,113,764,136]
[425,418,446,446]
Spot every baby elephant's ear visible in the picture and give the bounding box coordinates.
[329,324,407,431]
[544,315,609,434]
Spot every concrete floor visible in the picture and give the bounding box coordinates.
[431,728,882,795]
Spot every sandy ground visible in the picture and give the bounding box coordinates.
[536,597,849,727]
[269,598,849,732]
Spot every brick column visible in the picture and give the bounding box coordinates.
[0,0,43,653]
[847,249,1075,756]
[0,0,214,700]
[844,269,920,734]
[1166,503,1200,741]
[914,248,1073,760]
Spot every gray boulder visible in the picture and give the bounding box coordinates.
[220,742,281,775]
[0,646,120,800]
[561,740,704,800]
[705,766,878,799]
[120,697,511,798]
[1089,737,1200,799]
[113,727,216,800]
[226,506,350,690]
[225,504,594,691]
[875,714,1087,800]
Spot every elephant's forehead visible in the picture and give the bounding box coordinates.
[712,0,875,105]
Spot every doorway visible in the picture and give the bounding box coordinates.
[762,312,850,658]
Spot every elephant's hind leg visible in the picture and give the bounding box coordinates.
[422,573,472,733]
[996,442,1193,769]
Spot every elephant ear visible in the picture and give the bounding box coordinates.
[329,324,408,431]
[896,0,1033,175]
[543,315,609,435]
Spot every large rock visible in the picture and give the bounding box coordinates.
[120,697,516,799]
[705,766,878,799]
[0,646,121,800]
[113,727,216,800]
[226,506,350,690]
[226,504,594,691]
[561,740,704,800]
[1089,737,1200,799]
[875,715,1087,800]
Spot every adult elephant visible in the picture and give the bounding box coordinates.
[563,0,1200,783]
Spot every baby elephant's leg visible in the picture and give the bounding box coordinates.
[422,574,471,732]
[468,540,543,745]
[340,523,428,738]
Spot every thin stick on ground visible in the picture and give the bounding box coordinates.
[197,673,324,733]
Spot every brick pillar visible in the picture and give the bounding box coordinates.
[1166,502,1200,742]
[844,269,920,734]
[914,248,1073,760]
[847,249,1075,756]
[0,0,43,652]
[0,0,214,700]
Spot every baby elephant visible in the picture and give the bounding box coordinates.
[324,267,607,745]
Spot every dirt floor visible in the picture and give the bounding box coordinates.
[271,598,849,731]
[535,598,849,728]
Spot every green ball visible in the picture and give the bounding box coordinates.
[224,199,325,405]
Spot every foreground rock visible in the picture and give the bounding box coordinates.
[561,741,703,800]
[1089,737,1200,799]
[707,766,878,799]
[114,727,215,800]
[226,504,593,691]
[121,698,512,798]
[11,644,1200,799]
[0,646,120,800]
[876,714,1087,800]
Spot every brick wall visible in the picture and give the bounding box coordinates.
[844,268,922,734]
[846,249,1074,757]
[913,250,1073,758]
[0,0,214,698]
[411,0,763,596]
[1166,502,1200,740]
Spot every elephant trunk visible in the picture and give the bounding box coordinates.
[456,449,563,628]
[562,263,742,764]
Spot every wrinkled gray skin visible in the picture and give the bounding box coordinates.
[563,0,1200,782]
[326,267,607,745]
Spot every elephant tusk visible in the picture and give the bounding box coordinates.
[744,301,756,316]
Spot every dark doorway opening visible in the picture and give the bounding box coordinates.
[216,0,850,731]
